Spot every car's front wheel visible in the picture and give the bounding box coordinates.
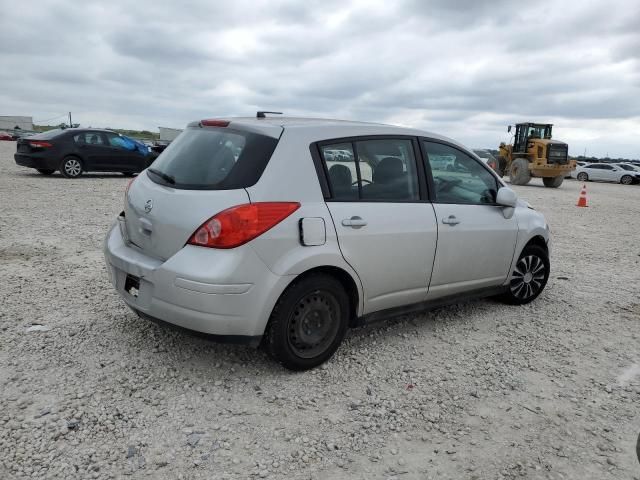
[499,244,549,305]
[60,156,83,178]
[264,273,349,371]
[36,169,55,175]
[576,172,588,181]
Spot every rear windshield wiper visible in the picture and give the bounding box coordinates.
[148,168,176,185]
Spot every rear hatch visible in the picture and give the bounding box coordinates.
[124,121,281,260]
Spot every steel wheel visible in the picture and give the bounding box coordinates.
[62,158,82,177]
[510,254,546,301]
[287,291,340,359]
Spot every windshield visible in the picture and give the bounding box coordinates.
[147,126,279,190]
[526,125,552,139]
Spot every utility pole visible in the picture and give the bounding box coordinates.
[68,112,72,128]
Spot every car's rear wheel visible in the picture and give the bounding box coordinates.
[620,175,633,185]
[542,175,564,188]
[36,169,55,175]
[577,172,588,181]
[499,244,549,305]
[60,156,83,178]
[264,273,349,371]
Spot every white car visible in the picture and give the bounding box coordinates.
[104,115,551,370]
[572,163,640,184]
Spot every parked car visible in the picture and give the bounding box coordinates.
[0,131,14,141]
[104,116,550,370]
[472,149,499,171]
[14,128,154,177]
[571,163,640,185]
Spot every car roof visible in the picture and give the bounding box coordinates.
[189,116,458,146]
[64,128,116,134]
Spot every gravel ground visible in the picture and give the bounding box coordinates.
[1,139,639,480]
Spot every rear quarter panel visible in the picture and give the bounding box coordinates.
[245,129,365,315]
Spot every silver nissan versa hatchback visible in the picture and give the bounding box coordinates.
[104,115,550,370]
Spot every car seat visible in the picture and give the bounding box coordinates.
[329,164,355,199]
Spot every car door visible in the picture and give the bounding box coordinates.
[421,140,519,299]
[73,131,109,170]
[589,164,608,181]
[101,132,140,171]
[318,137,437,314]
[604,165,620,182]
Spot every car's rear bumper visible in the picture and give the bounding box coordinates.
[14,153,58,170]
[103,222,293,339]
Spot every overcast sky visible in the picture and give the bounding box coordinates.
[1,0,639,157]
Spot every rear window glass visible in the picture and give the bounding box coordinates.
[147,127,278,190]
[30,129,65,140]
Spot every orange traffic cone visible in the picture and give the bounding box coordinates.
[576,184,588,207]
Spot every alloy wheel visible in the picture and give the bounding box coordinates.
[64,159,82,177]
[510,255,546,300]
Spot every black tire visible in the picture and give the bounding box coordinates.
[509,158,531,185]
[121,172,135,177]
[60,156,83,178]
[620,175,633,185]
[576,172,588,182]
[542,176,564,188]
[36,169,55,175]
[499,244,550,305]
[264,273,350,371]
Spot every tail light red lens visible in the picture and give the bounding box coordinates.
[29,141,52,148]
[200,119,230,127]
[188,202,300,249]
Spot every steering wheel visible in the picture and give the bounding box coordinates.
[352,179,372,186]
[436,177,461,193]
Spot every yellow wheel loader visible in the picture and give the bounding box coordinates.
[497,123,576,188]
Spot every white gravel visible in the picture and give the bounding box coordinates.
[1,139,639,479]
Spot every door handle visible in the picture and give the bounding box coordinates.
[441,215,460,226]
[341,216,367,228]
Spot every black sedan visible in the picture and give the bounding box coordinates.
[14,128,156,178]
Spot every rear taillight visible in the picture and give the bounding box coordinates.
[188,202,300,249]
[29,141,52,148]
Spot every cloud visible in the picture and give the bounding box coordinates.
[1,0,638,157]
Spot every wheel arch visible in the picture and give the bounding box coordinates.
[523,234,548,254]
[278,265,361,328]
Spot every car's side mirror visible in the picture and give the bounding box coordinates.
[496,186,517,207]
[496,187,517,219]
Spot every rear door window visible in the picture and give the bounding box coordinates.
[74,132,105,145]
[147,127,279,190]
[320,138,420,201]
